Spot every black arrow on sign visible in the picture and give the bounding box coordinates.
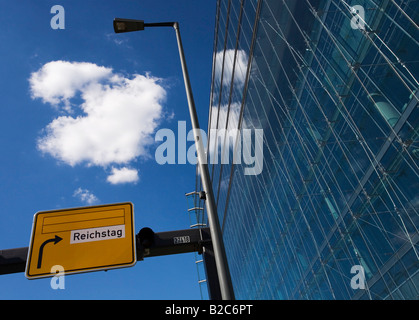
[37,235,63,269]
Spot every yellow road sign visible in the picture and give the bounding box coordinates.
[25,202,136,279]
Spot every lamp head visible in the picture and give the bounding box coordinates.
[113,18,145,33]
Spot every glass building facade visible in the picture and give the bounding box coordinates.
[204,0,419,299]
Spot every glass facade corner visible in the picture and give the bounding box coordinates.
[206,0,419,299]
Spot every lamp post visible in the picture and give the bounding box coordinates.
[113,18,235,300]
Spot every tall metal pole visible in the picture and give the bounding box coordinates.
[173,22,235,300]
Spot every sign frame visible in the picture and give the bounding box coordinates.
[25,202,136,279]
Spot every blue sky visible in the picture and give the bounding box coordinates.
[0,0,215,299]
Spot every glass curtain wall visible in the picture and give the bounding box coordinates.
[207,0,419,299]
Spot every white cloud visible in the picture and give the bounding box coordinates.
[107,167,139,185]
[209,102,242,156]
[29,60,112,110]
[105,33,129,46]
[210,102,242,132]
[73,187,99,205]
[30,60,166,184]
[214,49,248,89]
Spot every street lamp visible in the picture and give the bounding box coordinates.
[113,18,235,300]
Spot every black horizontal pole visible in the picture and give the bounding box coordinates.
[0,247,28,275]
[137,228,211,259]
[136,227,222,299]
[144,22,176,28]
[1,228,221,299]
[0,228,211,274]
